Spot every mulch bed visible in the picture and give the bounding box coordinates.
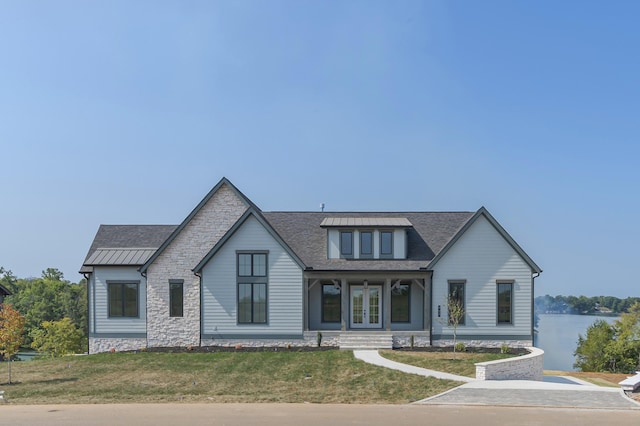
[124,345,338,354]
[393,346,530,356]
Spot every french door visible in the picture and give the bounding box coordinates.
[350,285,382,328]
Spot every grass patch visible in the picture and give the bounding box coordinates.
[380,350,517,378]
[1,350,462,404]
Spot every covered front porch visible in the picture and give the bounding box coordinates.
[303,271,432,348]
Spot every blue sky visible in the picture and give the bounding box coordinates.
[1,1,639,298]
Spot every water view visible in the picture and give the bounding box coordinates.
[535,313,620,371]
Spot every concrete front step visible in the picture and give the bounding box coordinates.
[339,333,393,350]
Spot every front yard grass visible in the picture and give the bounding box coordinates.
[380,350,517,378]
[1,350,462,404]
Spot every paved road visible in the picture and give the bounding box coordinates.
[2,403,640,426]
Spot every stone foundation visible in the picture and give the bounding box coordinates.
[89,337,147,354]
[432,339,532,349]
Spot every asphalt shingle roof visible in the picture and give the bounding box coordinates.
[81,213,475,273]
[263,211,474,271]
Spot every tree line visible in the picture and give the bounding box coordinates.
[535,294,640,315]
[0,266,86,354]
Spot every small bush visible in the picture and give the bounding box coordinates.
[500,343,511,354]
[454,342,466,352]
[316,331,323,347]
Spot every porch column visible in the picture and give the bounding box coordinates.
[424,275,431,332]
[340,278,348,331]
[384,278,391,331]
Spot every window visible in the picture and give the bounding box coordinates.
[169,280,183,317]
[360,231,373,257]
[448,281,465,325]
[237,252,268,324]
[108,282,139,318]
[322,284,341,322]
[391,282,410,322]
[238,283,267,324]
[340,231,353,257]
[238,253,266,277]
[497,282,513,324]
[380,231,393,257]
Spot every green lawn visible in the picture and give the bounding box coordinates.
[380,350,517,378]
[1,350,462,404]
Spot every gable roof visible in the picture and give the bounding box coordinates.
[193,208,305,273]
[426,206,542,273]
[0,283,11,297]
[80,224,177,273]
[262,211,474,271]
[139,177,254,273]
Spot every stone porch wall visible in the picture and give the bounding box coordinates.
[475,347,544,381]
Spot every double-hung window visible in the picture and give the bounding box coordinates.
[108,281,139,318]
[237,252,268,324]
[497,281,513,324]
[448,281,465,326]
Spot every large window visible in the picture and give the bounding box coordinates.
[237,252,268,324]
[340,231,353,257]
[380,231,393,258]
[108,281,139,318]
[169,280,183,317]
[497,282,513,324]
[360,231,373,257]
[391,282,410,322]
[448,281,465,325]
[322,284,341,323]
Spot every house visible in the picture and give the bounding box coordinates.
[80,178,542,354]
[0,283,10,304]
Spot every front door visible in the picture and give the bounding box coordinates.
[350,285,382,328]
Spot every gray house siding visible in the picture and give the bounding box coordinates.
[431,215,534,343]
[201,215,304,338]
[91,266,146,335]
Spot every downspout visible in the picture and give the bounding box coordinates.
[429,271,433,346]
[531,272,540,345]
[82,273,91,355]
[140,269,147,348]
[194,270,202,347]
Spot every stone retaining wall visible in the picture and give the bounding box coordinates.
[475,347,544,381]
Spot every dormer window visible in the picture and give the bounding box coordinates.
[340,231,353,258]
[360,231,373,258]
[380,231,393,258]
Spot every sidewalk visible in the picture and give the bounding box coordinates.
[353,350,640,410]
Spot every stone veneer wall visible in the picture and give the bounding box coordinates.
[89,337,147,354]
[475,347,544,381]
[146,184,248,348]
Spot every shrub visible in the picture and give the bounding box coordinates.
[454,342,466,352]
[500,343,511,354]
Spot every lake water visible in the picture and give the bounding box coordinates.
[534,313,620,371]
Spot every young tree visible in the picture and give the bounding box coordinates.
[30,317,84,357]
[0,304,26,384]
[447,296,465,355]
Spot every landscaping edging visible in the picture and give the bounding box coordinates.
[475,347,543,381]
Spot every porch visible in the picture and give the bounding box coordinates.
[303,271,432,348]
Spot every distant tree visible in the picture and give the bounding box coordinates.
[0,304,25,384]
[30,317,84,357]
[575,308,640,373]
